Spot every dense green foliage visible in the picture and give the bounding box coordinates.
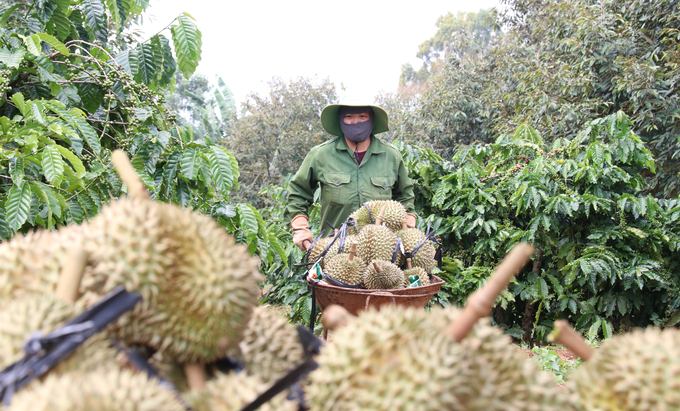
[0,0,284,269]
[400,112,680,342]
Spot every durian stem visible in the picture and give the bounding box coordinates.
[111,150,150,200]
[372,262,382,274]
[548,320,595,361]
[349,243,357,262]
[55,248,87,303]
[446,243,535,342]
[184,362,207,390]
[322,305,350,331]
[375,204,388,226]
[406,258,413,269]
[401,219,408,231]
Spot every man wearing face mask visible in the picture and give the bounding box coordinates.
[285,103,416,251]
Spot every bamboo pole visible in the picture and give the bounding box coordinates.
[111,150,150,200]
[446,243,535,342]
[548,320,595,361]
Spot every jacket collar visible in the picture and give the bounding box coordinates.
[334,135,386,155]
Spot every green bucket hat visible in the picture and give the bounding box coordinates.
[320,103,389,137]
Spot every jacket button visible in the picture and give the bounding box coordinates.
[335,179,339,184]
[382,183,386,189]
[358,189,362,194]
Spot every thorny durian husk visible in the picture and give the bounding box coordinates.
[7,367,185,411]
[397,227,436,273]
[307,237,334,267]
[349,200,407,232]
[566,327,680,411]
[362,260,404,290]
[0,224,90,306]
[403,266,431,286]
[147,351,189,393]
[82,198,263,363]
[307,305,577,411]
[324,253,365,286]
[0,294,121,374]
[185,372,297,411]
[326,235,361,262]
[356,224,398,264]
[239,305,305,383]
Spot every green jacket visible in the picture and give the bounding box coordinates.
[284,135,415,231]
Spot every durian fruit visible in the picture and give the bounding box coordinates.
[356,207,399,264]
[147,351,189,393]
[362,261,404,290]
[402,258,430,286]
[307,236,334,266]
[324,243,365,287]
[566,327,680,411]
[239,305,305,383]
[396,222,436,273]
[7,367,186,411]
[0,294,121,374]
[349,199,407,232]
[307,305,576,411]
[326,234,361,261]
[185,372,298,411]
[0,224,89,306]
[82,197,263,363]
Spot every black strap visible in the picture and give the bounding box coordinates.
[0,286,141,406]
[241,326,322,411]
[363,203,374,225]
[309,279,318,332]
[323,272,362,289]
[295,230,326,267]
[391,238,402,264]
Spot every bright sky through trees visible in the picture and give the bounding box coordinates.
[141,0,498,106]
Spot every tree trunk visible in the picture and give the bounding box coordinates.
[522,250,543,346]
[493,305,506,327]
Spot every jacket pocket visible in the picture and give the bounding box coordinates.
[370,176,393,200]
[324,173,351,205]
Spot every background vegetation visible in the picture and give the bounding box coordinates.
[2,0,678,345]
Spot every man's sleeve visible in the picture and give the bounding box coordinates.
[284,148,318,223]
[392,152,415,213]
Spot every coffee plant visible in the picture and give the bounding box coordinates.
[0,0,285,266]
[400,112,680,342]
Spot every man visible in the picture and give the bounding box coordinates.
[284,103,417,251]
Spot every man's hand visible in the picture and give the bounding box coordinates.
[406,213,417,229]
[291,215,313,251]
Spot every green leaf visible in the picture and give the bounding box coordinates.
[171,13,202,77]
[1,4,24,26]
[42,145,65,185]
[34,33,70,55]
[77,83,103,114]
[162,151,182,197]
[48,8,73,41]
[207,146,234,194]
[67,197,84,223]
[5,183,32,232]
[10,93,27,116]
[135,42,160,85]
[82,0,108,46]
[154,35,176,87]
[236,203,259,241]
[55,145,86,178]
[9,157,24,183]
[0,48,25,69]
[180,148,200,180]
[21,35,41,57]
[104,0,122,30]
[0,208,13,240]
[72,117,101,156]
[31,102,47,125]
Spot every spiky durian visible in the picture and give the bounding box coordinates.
[307,237,334,266]
[362,261,404,290]
[7,367,185,411]
[307,305,576,411]
[324,243,365,286]
[567,327,680,411]
[0,294,121,374]
[82,198,263,363]
[349,200,406,232]
[239,305,305,383]
[326,234,361,261]
[356,224,398,264]
[0,224,90,305]
[403,266,431,286]
[397,226,436,273]
[185,372,297,411]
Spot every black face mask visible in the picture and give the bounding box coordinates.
[338,106,373,143]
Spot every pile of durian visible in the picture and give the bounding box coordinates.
[307,200,437,290]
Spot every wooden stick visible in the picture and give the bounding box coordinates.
[349,243,357,262]
[55,249,87,303]
[447,243,535,342]
[548,320,595,361]
[111,150,150,200]
[184,362,207,390]
[375,204,388,226]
